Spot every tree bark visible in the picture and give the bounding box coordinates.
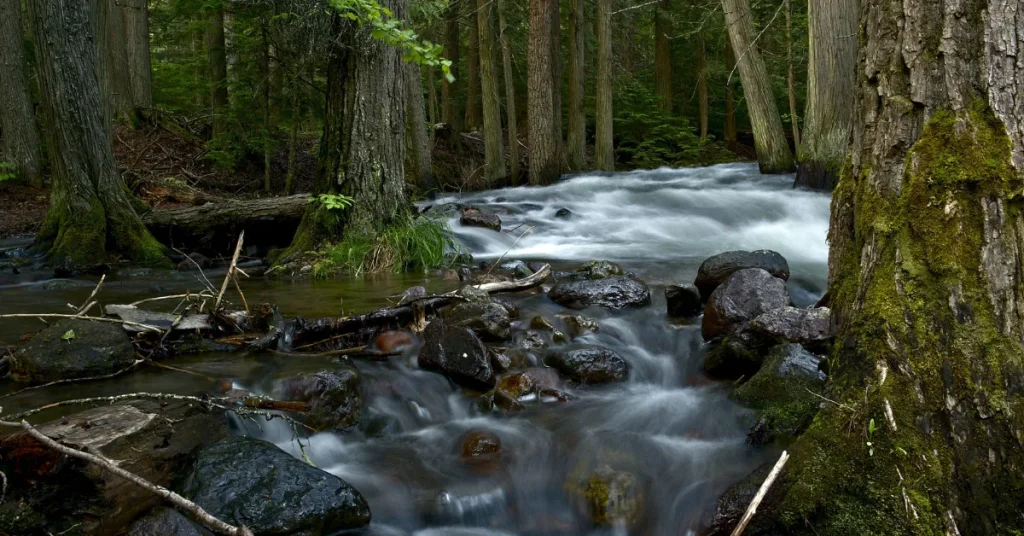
[567,0,586,171]
[721,0,792,173]
[549,0,564,171]
[0,0,43,186]
[594,0,614,171]
[497,0,520,182]
[261,24,273,193]
[427,61,438,143]
[765,0,1024,533]
[654,0,673,114]
[795,0,858,191]
[27,0,167,266]
[406,62,435,192]
[285,71,301,195]
[206,5,229,137]
[784,0,800,148]
[696,34,709,141]
[477,0,507,186]
[528,0,559,184]
[441,0,462,147]
[724,39,737,150]
[285,5,408,255]
[123,0,152,110]
[465,0,482,131]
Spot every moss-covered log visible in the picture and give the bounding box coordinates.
[761,1,1024,534]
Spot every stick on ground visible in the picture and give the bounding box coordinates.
[731,451,790,536]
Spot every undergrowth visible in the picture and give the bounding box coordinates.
[312,214,461,278]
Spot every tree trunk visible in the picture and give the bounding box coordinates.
[654,0,673,114]
[721,0,792,173]
[784,0,800,148]
[0,0,43,186]
[764,0,1024,533]
[93,0,132,120]
[477,0,507,186]
[206,6,229,137]
[261,24,273,193]
[406,62,435,192]
[696,34,709,141]
[795,0,858,191]
[465,0,482,131]
[285,7,408,255]
[27,0,167,266]
[123,0,152,110]
[441,1,462,147]
[549,0,564,171]
[285,71,301,195]
[528,0,559,185]
[724,40,737,150]
[427,61,438,143]
[567,0,586,171]
[497,0,520,183]
[594,0,614,171]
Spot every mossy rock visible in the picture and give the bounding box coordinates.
[11,319,135,384]
[571,260,625,280]
[730,344,826,442]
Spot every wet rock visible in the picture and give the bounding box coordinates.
[503,260,534,279]
[665,284,703,318]
[446,301,512,341]
[530,316,568,343]
[39,279,91,291]
[490,346,532,374]
[706,463,779,536]
[695,250,790,300]
[376,330,416,353]
[548,277,652,310]
[702,268,790,341]
[568,467,645,528]
[472,273,513,285]
[491,296,520,319]
[273,368,362,430]
[557,314,600,339]
[460,207,502,231]
[703,327,766,380]
[442,269,461,282]
[53,256,74,278]
[514,329,548,350]
[545,347,629,384]
[127,507,204,536]
[0,401,227,535]
[527,261,548,273]
[555,207,573,219]
[730,344,826,443]
[458,267,472,282]
[749,306,833,349]
[182,436,371,534]
[418,318,495,389]
[457,284,492,303]
[571,260,625,280]
[493,367,562,410]
[396,285,427,305]
[176,252,212,271]
[460,430,502,466]
[11,319,136,383]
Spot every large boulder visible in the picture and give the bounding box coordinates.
[182,436,371,534]
[702,268,790,341]
[127,508,204,536]
[446,301,512,341]
[272,368,362,430]
[730,344,826,444]
[418,318,495,390]
[665,284,702,318]
[460,207,501,231]
[11,319,136,383]
[749,306,833,349]
[545,347,630,384]
[548,277,651,310]
[695,250,790,300]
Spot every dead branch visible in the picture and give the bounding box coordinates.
[731,451,790,536]
[77,274,106,316]
[215,232,245,311]
[0,360,146,401]
[0,313,163,332]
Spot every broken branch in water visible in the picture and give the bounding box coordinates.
[0,413,253,536]
[0,313,163,332]
[76,274,106,316]
[730,450,790,536]
[0,359,147,401]
[215,232,245,311]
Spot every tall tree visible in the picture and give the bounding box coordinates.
[566,0,586,171]
[206,4,229,137]
[285,5,408,253]
[406,62,435,192]
[26,0,166,265]
[721,0,792,173]
[497,0,520,182]
[768,0,1024,533]
[123,0,152,110]
[465,0,482,130]
[528,0,559,184]
[724,40,737,150]
[654,0,673,114]
[441,0,462,148]
[696,34,709,141]
[594,0,614,171]
[477,0,506,185]
[549,0,564,170]
[0,0,43,186]
[784,0,800,148]
[796,0,858,190]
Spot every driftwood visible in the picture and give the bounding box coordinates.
[142,195,308,252]
[730,450,790,536]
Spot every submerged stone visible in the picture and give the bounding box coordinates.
[460,207,502,231]
[418,318,495,390]
[570,260,625,280]
[530,315,569,343]
[545,346,629,384]
[557,314,600,339]
[272,368,362,430]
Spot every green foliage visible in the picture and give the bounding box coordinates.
[312,214,460,277]
[0,161,17,182]
[309,193,356,211]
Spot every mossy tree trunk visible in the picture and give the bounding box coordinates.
[27,0,167,266]
[0,0,43,187]
[528,0,559,184]
[441,0,462,149]
[795,0,858,191]
[406,62,435,192]
[477,0,506,186]
[497,0,520,182]
[464,0,482,131]
[769,0,1024,533]
[594,0,614,171]
[285,7,408,255]
[721,0,793,173]
[696,33,709,141]
[566,0,586,171]
[654,0,673,114]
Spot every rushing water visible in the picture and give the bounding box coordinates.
[0,163,831,535]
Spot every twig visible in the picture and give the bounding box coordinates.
[0,416,253,536]
[146,360,215,381]
[130,293,214,307]
[731,451,790,536]
[0,360,147,401]
[0,313,163,332]
[611,0,659,16]
[172,247,218,295]
[484,226,535,277]
[805,387,856,412]
[76,275,106,316]
[215,232,245,311]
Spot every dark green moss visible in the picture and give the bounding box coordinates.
[730,345,823,440]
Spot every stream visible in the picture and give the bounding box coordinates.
[0,163,831,535]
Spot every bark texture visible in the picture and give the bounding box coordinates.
[594,0,614,171]
[696,34,709,141]
[766,0,1024,534]
[465,0,482,131]
[654,0,673,114]
[795,0,859,190]
[406,62,435,192]
[721,0,792,173]
[549,0,564,171]
[567,0,586,171]
[442,1,462,145]
[528,0,559,184]
[498,0,520,182]
[0,0,43,186]
[286,6,408,254]
[123,0,152,109]
[477,0,506,185]
[724,40,737,149]
[206,6,229,137]
[27,0,167,266]
[784,0,800,148]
